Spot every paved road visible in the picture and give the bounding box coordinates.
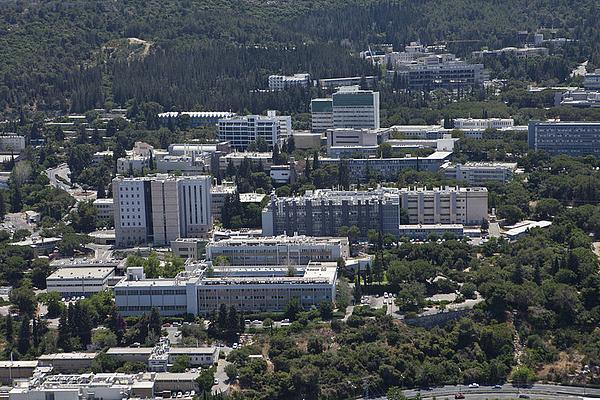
[489,222,501,238]
[86,243,114,261]
[212,358,231,394]
[46,163,72,192]
[46,163,96,203]
[165,326,182,345]
[380,383,600,399]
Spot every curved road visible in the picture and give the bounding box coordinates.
[369,383,600,399]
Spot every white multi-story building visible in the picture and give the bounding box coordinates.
[452,118,514,131]
[157,111,236,127]
[116,142,155,176]
[318,76,376,89]
[113,174,212,247]
[46,267,115,297]
[206,235,349,265]
[218,152,273,172]
[325,127,390,157]
[390,125,451,139]
[399,186,488,225]
[93,198,114,220]
[266,110,293,143]
[0,134,25,153]
[218,114,284,150]
[114,262,337,316]
[441,162,518,184]
[584,69,600,90]
[268,73,310,91]
[472,46,549,59]
[156,154,211,175]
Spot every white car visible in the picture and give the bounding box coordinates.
[232,343,239,349]
[468,383,479,388]
[213,378,219,385]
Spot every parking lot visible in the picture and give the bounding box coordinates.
[358,293,398,316]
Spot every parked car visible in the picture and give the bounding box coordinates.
[468,383,479,388]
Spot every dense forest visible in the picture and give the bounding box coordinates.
[1,0,600,116]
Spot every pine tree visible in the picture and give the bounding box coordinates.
[227,306,239,337]
[11,184,22,212]
[217,304,228,335]
[32,318,39,349]
[148,307,162,338]
[0,191,6,220]
[77,305,93,347]
[5,314,13,344]
[17,316,31,355]
[57,308,71,351]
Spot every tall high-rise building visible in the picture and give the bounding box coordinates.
[311,86,380,132]
[310,98,334,132]
[332,86,380,130]
[113,174,212,247]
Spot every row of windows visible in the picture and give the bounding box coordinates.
[115,289,186,295]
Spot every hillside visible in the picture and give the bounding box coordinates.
[0,0,598,115]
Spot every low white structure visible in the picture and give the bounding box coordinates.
[46,267,115,297]
[441,162,518,184]
[206,235,350,265]
[270,165,294,184]
[268,73,310,91]
[171,237,206,260]
[93,198,114,220]
[452,118,514,135]
[398,224,464,240]
[11,236,61,256]
[0,134,25,153]
[502,220,552,240]
[156,154,211,175]
[219,152,273,172]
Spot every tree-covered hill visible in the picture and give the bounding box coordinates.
[0,0,599,115]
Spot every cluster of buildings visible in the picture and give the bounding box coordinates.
[1,340,220,398]
[556,69,600,108]
[471,46,549,59]
[262,186,489,239]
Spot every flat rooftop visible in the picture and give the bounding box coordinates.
[0,361,38,368]
[47,267,114,280]
[38,352,98,361]
[169,347,218,355]
[208,235,347,246]
[399,224,464,229]
[106,347,153,355]
[11,237,61,247]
